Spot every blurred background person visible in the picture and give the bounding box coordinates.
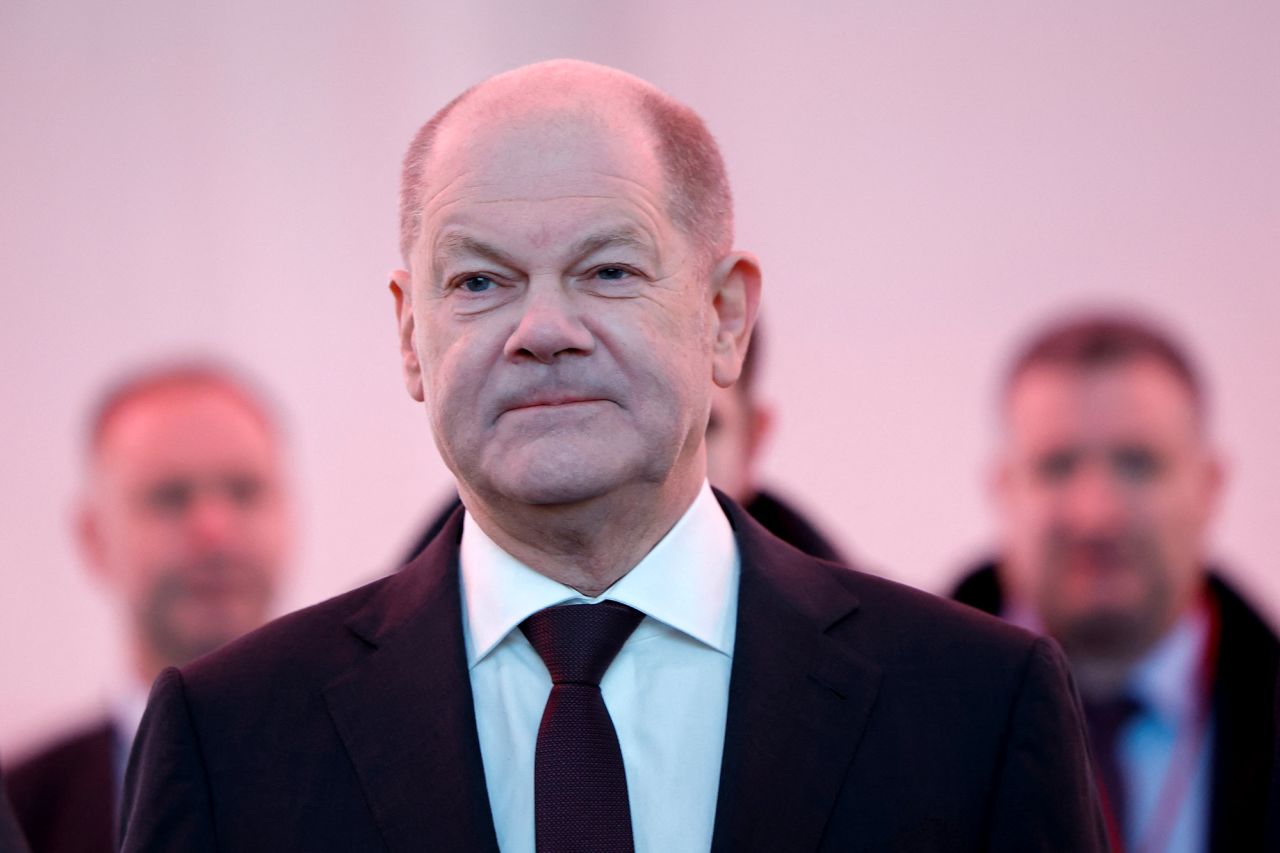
[951,313,1278,852]
[701,325,848,564]
[400,325,849,567]
[4,363,292,853]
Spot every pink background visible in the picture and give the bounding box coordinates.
[3,1,1278,756]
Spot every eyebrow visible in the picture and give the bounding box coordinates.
[567,228,655,261]
[431,227,657,278]
[432,233,519,277]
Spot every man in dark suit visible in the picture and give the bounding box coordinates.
[122,59,1106,851]
[5,364,291,853]
[951,314,1278,852]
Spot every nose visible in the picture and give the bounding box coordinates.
[503,278,594,363]
[187,491,238,551]
[1060,459,1129,536]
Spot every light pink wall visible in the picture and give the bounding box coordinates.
[3,0,1277,756]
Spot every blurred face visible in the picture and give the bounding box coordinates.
[393,103,749,512]
[705,383,770,504]
[81,385,289,676]
[995,359,1220,662]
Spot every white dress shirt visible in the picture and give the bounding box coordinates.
[460,482,739,853]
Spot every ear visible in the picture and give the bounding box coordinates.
[987,451,1013,515]
[1200,446,1227,519]
[708,251,762,389]
[390,269,425,402]
[76,498,111,583]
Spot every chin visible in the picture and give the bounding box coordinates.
[483,447,647,507]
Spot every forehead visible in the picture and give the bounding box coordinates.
[97,386,277,479]
[1004,359,1201,450]
[415,104,672,256]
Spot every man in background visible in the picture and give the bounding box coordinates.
[952,313,1278,852]
[702,326,847,564]
[5,364,291,853]
[402,324,848,566]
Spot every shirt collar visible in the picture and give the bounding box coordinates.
[1127,602,1211,728]
[459,481,739,668]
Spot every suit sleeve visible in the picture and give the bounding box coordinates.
[119,667,218,852]
[985,636,1111,852]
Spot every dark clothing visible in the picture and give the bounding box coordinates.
[1268,671,1280,851]
[122,496,1106,851]
[4,721,117,853]
[403,488,848,567]
[951,560,1280,853]
[740,489,847,565]
[0,771,32,853]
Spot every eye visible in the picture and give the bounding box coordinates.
[460,275,496,293]
[1113,446,1162,482]
[593,266,632,281]
[226,475,264,507]
[1035,450,1078,483]
[146,480,193,515]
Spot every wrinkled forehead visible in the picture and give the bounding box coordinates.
[1003,360,1203,451]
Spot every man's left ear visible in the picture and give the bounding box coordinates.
[709,251,762,389]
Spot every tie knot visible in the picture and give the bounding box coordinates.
[520,601,644,686]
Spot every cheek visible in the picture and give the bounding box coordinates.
[1005,482,1057,536]
[244,505,289,561]
[1144,481,1209,547]
[423,331,492,419]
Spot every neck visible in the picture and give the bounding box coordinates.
[1062,590,1205,701]
[462,472,705,597]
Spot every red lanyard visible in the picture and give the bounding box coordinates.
[1097,594,1221,853]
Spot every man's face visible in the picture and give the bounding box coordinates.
[995,359,1220,661]
[393,105,727,510]
[82,386,289,672]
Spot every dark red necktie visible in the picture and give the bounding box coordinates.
[1083,695,1141,846]
[520,601,644,853]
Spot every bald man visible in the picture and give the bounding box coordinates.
[5,364,290,853]
[121,61,1104,852]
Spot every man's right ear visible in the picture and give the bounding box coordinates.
[390,270,425,402]
[76,500,110,583]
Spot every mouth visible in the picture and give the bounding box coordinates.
[504,395,609,413]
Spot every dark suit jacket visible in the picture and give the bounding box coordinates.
[122,498,1106,851]
[0,771,32,853]
[952,561,1280,852]
[4,720,117,853]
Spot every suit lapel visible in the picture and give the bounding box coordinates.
[323,509,500,853]
[711,498,882,853]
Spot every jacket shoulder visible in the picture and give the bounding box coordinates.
[840,564,1045,666]
[176,573,394,704]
